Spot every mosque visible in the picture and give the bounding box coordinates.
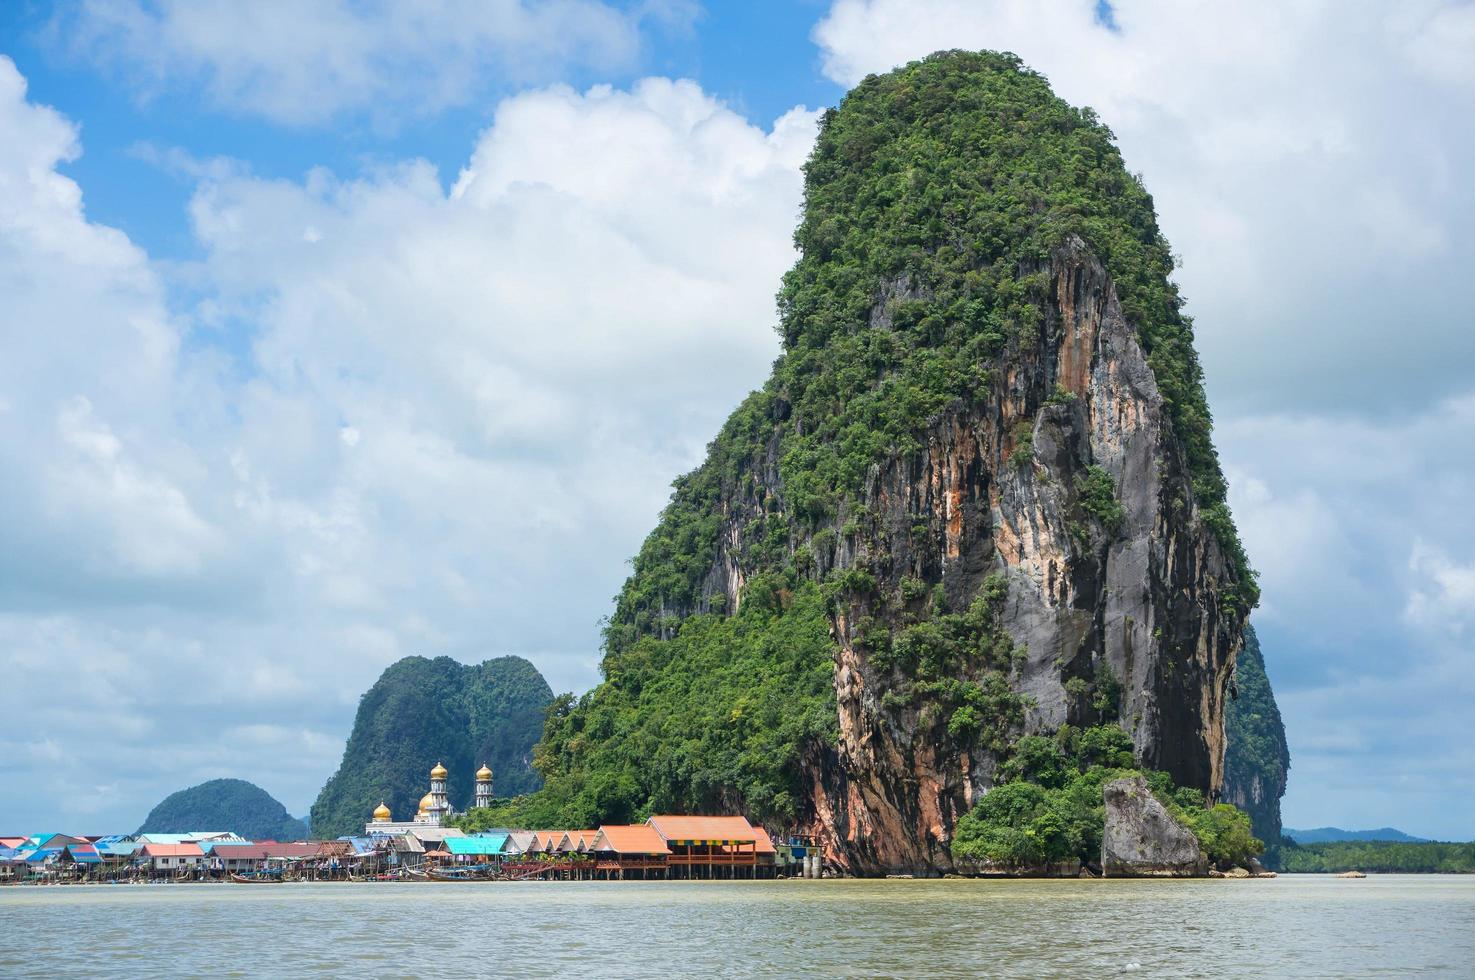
[365,762,494,835]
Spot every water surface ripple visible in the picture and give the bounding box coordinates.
[3,875,1472,978]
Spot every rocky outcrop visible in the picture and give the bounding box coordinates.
[795,241,1244,873]
[1102,775,1207,877]
[537,51,1253,878]
[1223,625,1290,844]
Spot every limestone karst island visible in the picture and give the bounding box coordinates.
[5,6,1474,976]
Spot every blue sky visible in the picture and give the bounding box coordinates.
[1,0,1472,840]
[1,1,842,260]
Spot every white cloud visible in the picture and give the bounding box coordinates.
[1406,542,1475,636]
[0,54,816,829]
[57,0,695,125]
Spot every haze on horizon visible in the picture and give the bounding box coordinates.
[1,0,1471,840]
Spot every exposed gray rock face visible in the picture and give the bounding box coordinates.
[1102,775,1207,877]
[789,239,1246,873]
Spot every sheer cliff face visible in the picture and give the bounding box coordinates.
[1223,625,1290,844]
[713,240,1244,872]
[540,52,1254,876]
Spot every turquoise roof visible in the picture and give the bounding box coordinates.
[445,835,507,856]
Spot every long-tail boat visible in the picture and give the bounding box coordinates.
[229,870,286,883]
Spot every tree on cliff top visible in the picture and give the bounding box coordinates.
[138,778,307,840]
[309,655,552,839]
[522,50,1256,831]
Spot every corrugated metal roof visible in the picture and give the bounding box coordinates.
[530,831,568,851]
[405,828,465,844]
[445,835,507,856]
[140,843,204,858]
[646,815,765,845]
[30,834,87,850]
[63,844,101,864]
[137,832,243,845]
[209,844,271,860]
[258,843,321,859]
[502,830,536,854]
[198,839,256,854]
[92,835,139,856]
[592,825,670,855]
[746,826,777,855]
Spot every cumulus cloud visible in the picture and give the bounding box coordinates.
[1406,542,1475,637]
[0,54,817,829]
[54,0,696,125]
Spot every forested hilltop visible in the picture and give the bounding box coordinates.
[138,779,306,840]
[1279,841,1475,874]
[480,50,1260,874]
[310,655,552,838]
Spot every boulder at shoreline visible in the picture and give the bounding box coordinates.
[1102,775,1208,877]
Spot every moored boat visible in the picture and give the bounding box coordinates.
[230,871,285,884]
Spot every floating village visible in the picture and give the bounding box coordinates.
[0,764,826,884]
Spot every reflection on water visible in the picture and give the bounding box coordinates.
[3,875,1473,978]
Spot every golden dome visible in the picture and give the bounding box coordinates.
[419,792,435,811]
[476,764,492,781]
[430,762,448,779]
[372,802,392,821]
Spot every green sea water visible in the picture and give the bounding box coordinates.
[3,875,1472,977]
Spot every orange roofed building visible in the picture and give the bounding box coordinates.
[590,825,670,878]
[645,815,773,878]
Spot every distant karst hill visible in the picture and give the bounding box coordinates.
[309,655,553,839]
[138,778,307,840]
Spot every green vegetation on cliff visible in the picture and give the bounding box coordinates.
[951,726,1262,870]
[1223,625,1290,845]
[611,49,1254,636]
[1278,840,1475,874]
[451,581,837,831]
[138,779,306,840]
[517,50,1255,831]
[310,655,552,839]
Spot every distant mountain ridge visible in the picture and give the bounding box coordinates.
[139,778,307,840]
[1286,826,1428,843]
